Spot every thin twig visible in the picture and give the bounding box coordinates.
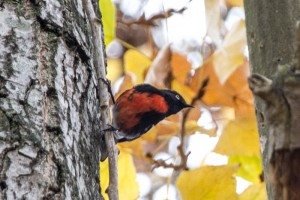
[151,149,191,171]
[122,7,187,26]
[177,77,210,169]
[149,78,209,171]
[81,0,119,199]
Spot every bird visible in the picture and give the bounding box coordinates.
[112,84,193,142]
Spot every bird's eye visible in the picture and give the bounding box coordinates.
[175,94,180,100]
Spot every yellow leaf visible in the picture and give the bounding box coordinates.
[177,165,238,200]
[107,58,122,83]
[227,0,243,7]
[124,50,151,84]
[144,45,172,88]
[214,116,260,156]
[100,150,139,200]
[118,139,144,157]
[99,0,116,45]
[229,155,263,183]
[213,20,246,84]
[239,183,267,200]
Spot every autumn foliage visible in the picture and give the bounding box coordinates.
[99,0,266,199]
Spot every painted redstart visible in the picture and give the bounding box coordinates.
[100,84,192,161]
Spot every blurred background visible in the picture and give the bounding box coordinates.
[99,0,266,199]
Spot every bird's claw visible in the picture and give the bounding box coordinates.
[100,124,118,133]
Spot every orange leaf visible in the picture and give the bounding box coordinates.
[171,52,192,84]
[190,59,254,118]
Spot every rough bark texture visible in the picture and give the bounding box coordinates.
[0,0,104,199]
[244,1,300,199]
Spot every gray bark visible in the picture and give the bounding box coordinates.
[0,0,104,199]
[244,0,300,199]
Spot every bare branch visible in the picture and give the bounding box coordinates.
[81,0,119,199]
[150,149,191,171]
[122,7,187,26]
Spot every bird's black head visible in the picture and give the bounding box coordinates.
[162,89,193,115]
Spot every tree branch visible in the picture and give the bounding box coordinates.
[81,0,118,199]
[122,7,187,26]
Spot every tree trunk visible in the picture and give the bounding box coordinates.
[244,1,300,199]
[0,1,104,199]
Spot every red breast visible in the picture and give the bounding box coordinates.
[113,88,168,134]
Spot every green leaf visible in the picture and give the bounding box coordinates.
[99,0,116,45]
[229,155,263,183]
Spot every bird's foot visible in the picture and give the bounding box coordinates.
[100,124,118,133]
